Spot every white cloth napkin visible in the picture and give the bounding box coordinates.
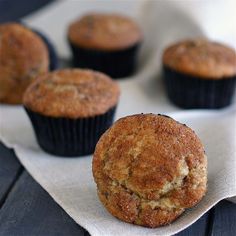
[1,0,236,235]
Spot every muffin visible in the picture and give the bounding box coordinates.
[15,20,58,70]
[0,23,49,104]
[23,69,120,157]
[68,13,142,78]
[163,39,236,108]
[93,114,207,227]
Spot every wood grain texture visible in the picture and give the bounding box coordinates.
[210,200,236,236]
[0,142,22,207]
[175,211,210,236]
[0,171,85,236]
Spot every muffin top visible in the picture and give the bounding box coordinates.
[93,114,207,227]
[0,23,49,82]
[68,13,142,51]
[23,69,120,118]
[163,39,236,79]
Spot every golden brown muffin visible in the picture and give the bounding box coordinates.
[0,23,49,104]
[23,69,120,118]
[93,114,207,227]
[163,38,236,79]
[68,13,142,51]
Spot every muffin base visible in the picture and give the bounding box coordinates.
[163,66,236,109]
[68,40,140,78]
[25,107,116,157]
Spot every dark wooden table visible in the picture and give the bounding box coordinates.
[0,1,236,235]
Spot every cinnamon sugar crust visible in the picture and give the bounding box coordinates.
[68,13,142,51]
[163,39,236,79]
[0,23,49,104]
[92,114,207,227]
[23,69,120,118]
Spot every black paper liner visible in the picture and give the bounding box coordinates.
[68,40,140,78]
[25,107,116,157]
[163,66,236,109]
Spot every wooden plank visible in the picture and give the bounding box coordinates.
[0,171,85,236]
[210,200,236,236]
[175,211,210,236]
[0,0,54,23]
[0,142,22,207]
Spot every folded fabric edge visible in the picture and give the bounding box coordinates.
[9,144,232,236]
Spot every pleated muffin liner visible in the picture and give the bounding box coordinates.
[163,66,236,109]
[68,39,141,78]
[24,106,116,157]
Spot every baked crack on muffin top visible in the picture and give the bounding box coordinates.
[92,114,207,227]
[23,69,120,118]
